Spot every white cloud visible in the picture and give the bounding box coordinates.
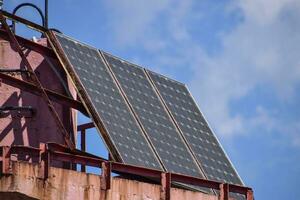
[103,0,300,145]
[104,0,170,46]
[190,0,300,139]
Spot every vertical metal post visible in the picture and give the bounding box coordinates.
[80,129,86,172]
[219,183,229,200]
[100,161,111,190]
[40,143,50,180]
[160,172,171,200]
[1,146,11,174]
[44,0,48,29]
[44,150,50,180]
[246,189,254,200]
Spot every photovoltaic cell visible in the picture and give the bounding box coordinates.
[147,70,243,185]
[53,33,162,170]
[102,52,202,177]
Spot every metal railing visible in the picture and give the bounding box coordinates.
[0,143,253,200]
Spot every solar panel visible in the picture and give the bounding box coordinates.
[50,33,163,170]
[102,52,203,178]
[147,70,243,185]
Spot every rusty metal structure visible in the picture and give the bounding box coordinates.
[0,8,254,200]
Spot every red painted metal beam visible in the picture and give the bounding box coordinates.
[0,144,253,199]
[171,173,220,190]
[46,146,252,196]
[77,122,95,131]
[1,10,47,33]
[0,29,56,59]
[229,184,252,195]
[50,150,107,168]
[101,162,111,190]
[112,162,162,179]
[0,72,86,113]
[220,183,229,200]
[161,173,171,200]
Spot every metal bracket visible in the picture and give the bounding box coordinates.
[100,161,111,190]
[0,106,36,118]
[0,146,11,174]
[0,68,30,75]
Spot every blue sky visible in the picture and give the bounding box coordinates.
[5,0,300,199]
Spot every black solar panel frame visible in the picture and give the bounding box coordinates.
[101,51,205,178]
[46,31,164,170]
[146,69,244,186]
[47,31,244,196]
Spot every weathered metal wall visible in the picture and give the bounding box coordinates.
[0,162,219,200]
[0,37,77,148]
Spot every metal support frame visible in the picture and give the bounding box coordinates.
[0,29,56,58]
[0,12,75,149]
[0,143,254,200]
[0,11,254,200]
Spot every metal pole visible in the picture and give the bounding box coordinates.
[45,0,48,29]
[80,129,86,172]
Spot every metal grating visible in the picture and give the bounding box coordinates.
[52,33,163,170]
[147,70,243,185]
[102,52,203,177]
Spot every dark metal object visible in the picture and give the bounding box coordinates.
[0,72,86,113]
[11,3,45,34]
[44,0,48,29]
[0,68,29,73]
[80,129,86,172]
[0,13,75,149]
[0,106,36,116]
[0,68,30,77]
[49,28,62,33]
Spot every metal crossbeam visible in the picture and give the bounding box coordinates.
[0,72,86,113]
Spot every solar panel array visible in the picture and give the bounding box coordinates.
[54,33,162,170]
[51,32,243,187]
[147,70,243,185]
[102,52,202,177]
